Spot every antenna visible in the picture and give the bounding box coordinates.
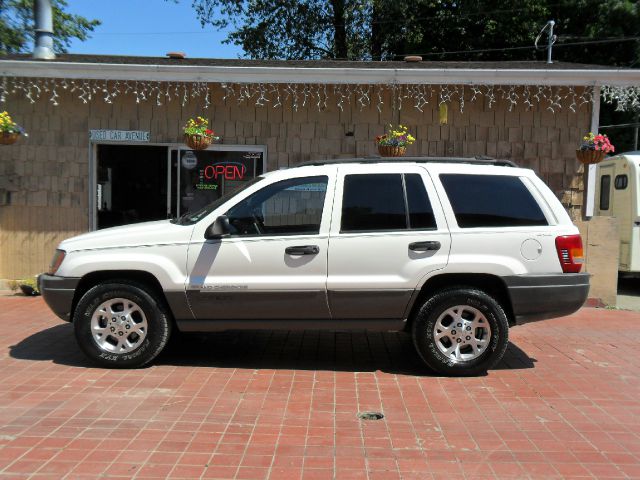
[535,20,557,64]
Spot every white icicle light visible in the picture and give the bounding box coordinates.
[2,76,632,113]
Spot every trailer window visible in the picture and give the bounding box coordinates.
[615,175,628,190]
[600,175,611,210]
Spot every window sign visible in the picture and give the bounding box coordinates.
[180,150,263,215]
[181,151,198,170]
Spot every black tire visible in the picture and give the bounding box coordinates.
[411,287,509,376]
[73,281,171,368]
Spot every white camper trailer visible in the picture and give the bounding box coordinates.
[594,152,640,273]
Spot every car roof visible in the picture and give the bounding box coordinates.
[299,156,517,168]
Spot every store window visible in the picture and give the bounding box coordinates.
[178,149,264,216]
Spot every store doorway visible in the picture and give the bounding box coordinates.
[96,145,169,229]
[92,143,267,230]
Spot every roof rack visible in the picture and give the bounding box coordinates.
[299,156,518,168]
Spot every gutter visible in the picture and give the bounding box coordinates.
[1,59,639,86]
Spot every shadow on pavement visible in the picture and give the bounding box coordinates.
[9,323,536,374]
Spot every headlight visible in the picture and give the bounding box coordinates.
[48,249,66,275]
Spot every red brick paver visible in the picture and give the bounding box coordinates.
[1,296,639,479]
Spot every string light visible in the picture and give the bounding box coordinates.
[1,76,634,113]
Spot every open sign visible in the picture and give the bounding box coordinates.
[203,162,246,181]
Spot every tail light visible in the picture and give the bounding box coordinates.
[555,235,584,273]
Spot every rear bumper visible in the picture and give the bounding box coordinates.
[37,274,80,322]
[504,273,590,325]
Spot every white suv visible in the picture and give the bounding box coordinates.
[39,157,589,376]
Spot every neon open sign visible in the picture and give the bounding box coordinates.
[203,162,246,181]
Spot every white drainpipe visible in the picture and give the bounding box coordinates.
[33,0,55,60]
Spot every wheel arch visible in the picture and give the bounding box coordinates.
[71,270,172,322]
[405,273,515,330]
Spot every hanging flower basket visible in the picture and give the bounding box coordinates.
[0,132,20,145]
[576,149,606,165]
[183,116,219,151]
[375,124,415,158]
[184,133,212,151]
[378,145,406,157]
[576,133,614,165]
[0,111,27,145]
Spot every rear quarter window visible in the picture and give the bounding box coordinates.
[439,174,548,228]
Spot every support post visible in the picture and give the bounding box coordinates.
[584,85,601,219]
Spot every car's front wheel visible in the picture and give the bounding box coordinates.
[73,282,171,368]
[411,287,509,376]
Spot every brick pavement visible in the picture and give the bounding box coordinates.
[0,296,639,479]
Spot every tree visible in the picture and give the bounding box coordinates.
[406,0,639,67]
[188,0,639,66]
[0,0,100,54]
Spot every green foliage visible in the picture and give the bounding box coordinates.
[0,0,100,54]
[6,279,19,292]
[186,0,639,66]
[186,0,639,150]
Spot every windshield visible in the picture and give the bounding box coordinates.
[172,176,266,225]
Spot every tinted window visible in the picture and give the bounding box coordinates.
[440,174,548,228]
[226,176,327,236]
[341,174,406,231]
[615,174,628,190]
[405,174,436,229]
[600,175,611,210]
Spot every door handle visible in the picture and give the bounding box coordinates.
[285,245,320,255]
[409,241,441,252]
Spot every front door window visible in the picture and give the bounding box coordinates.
[225,176,328,236]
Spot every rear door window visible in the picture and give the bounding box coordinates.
[439,174,548,228]
[341,173,437,232]
[405,174,436,229]
[341,174,406,232]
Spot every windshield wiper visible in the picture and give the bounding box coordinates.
[170,212,191,225]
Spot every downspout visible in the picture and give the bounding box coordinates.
[33,0,55,60]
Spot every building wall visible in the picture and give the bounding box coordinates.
[0,84,592,279]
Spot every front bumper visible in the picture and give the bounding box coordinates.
[504,273,590,325]
[37,274,80,321]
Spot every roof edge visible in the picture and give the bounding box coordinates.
[1,59,639,86]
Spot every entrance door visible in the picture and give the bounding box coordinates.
[96,145,170,229]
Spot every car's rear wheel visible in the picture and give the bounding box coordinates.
[412,287,509,376]
[73,282,171,368]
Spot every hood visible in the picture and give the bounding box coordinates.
[59,220,194,252]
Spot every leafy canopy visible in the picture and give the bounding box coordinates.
[0,0,100,54]
[187,0,639,66]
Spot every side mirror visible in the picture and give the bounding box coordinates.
[204,215,232,240]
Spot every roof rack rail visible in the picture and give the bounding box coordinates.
[299,156,518,168]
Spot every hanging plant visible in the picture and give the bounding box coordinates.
[183,116,220,150]
[576,132,615,165]
[0,111,28,145]
[375,124,416,157]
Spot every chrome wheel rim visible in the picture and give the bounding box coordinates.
[433,305,491,361]
[90,298,148,354]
